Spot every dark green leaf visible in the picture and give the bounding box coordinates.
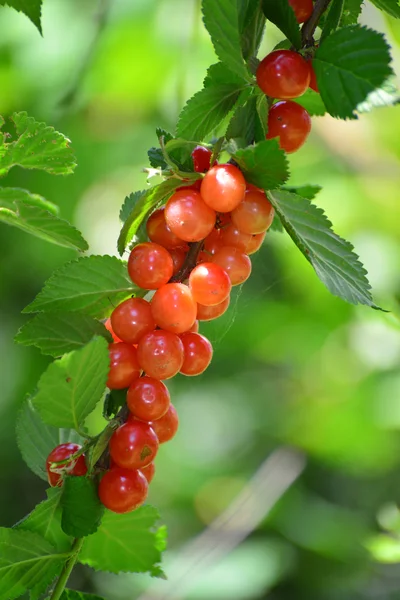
[226,95,257,144]
[255,93,268,139]
[261,0,301,49]
[294,90,327,117]
[119,190,147,224]
[103,389,127,420]
[239,0,266,60]
[16,398,83,481]
[202,0,252,81]
[23,255,138,318]
[16,488,72,551]
[79,505,166,575]
[156,128,174,143]
[233,139,289,190]
[15,312,112,357]
[370,0,400,18]
[0,0,42,33]
[0,188,88,250]
[61,477,104,537]
[0,528,65,600]
[176,84,245,141]
[60,591,106,600]
[0,112,76,177]
[314,25,393,119]
[32,337,109,429]
[164,138,199,172]
[148,147,166,169]
[321,0,345,42]
[268,189,377,307]
[118,179,186,255]
[282,185,322,200]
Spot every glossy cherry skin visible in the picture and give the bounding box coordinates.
[146,208,186,249]
[140,462,156,484]
[98,467,148,513]
[179,332,213,376]
[128,242,173,290]
[308,60,319,93]
[151,283,197,334]
[200,164,246,213]
[256,50,310,99]
[165,190,216,242]
[107,343,141,390]
[220,224,266,255]
[46,443,87,487]
[212,246,252,286]
[267,101,311,153]
[149,404,179,444]
[197,296,230,321]
[111,298,156,345]
[231,189,275,235]
[127,376,170,422]
[109,421,159,470]
[137,330,184,380]
[192,146,213,172]
[289,0,313,23]
[189,262,232,306]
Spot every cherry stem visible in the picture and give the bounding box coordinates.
[301,0,333,46]
[49,537,84,600]
[169,240,204,283]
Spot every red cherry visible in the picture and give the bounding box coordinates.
[140,462,155,484]
[137,330,184,380]
[146,208,186,249]
[192,146,213,173]
[165,190,216,242]
[110,298,156,345]
[212,246,252,286]
[109,421,159,470]
[104,318,123,343]
[256,50,310,99]
[46,443,87,487]
[127,376,170,422]
[179,332,213,376]
[288,0,313,23]
[189,262,232,306]
[267,101,311,153]
[170,246,188,275]
[98,467,148,513]
[308,60,319,93]
[197,296,230,321]
[151,283,197,334]
[231,189,274,235]
[201,164,246,213]
[128,242,173,290]
[150,404,179,444]
[107,343,141,390]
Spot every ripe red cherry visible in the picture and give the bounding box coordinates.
[197,296,230,321]
[104,318,122,343]
[201,164,246,213]
[165,190,216,242]
[46,443,87,487]
[137,330,184,380]
[98,467,148,513]
[220,224,266,255]
[256,50,310,99]
[107,343,141,390]
[170,246,187,275]
[189,263,231,306]
[109,421,159,470]
[267,101,311,153]
[140,462,155,484]
[146,208,186,249]
[180,332,213,376]
[186,319,199,333]
[308,60,319,93]
[111,298,156,345]
[150,404,179,443]
[212,246,252,286]
[128,242,173,290]
[192,146,213,173]
[231,189,274,234]
[204,228,223,255]
[289,0,313,23]
[151,283,197,334]
[127,376,170,422]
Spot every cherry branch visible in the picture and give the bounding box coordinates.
[169,241,204,283]
[301,0,333,46]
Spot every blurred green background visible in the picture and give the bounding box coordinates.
[1,1,400,598]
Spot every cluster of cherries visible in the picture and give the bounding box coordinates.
[45,146,275,513]
[256,0,319,153]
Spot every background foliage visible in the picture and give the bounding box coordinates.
[1,0,400,598]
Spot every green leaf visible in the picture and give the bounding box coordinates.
[16,398,83,482]
[0,0,42,33]
[32,337,109,429]
[370,0,400,19]
[0,187,58,214]
[0,188,88,250]
[23,255,138,318]
[233,139,289,190]
[202,0,252,81]
[226,94,257,145]
[61,477,104,537]
[15,312,112,357]
[255,92,268,139]
[321,0,345,42]
[294,90,327,117]
[118,179,186,255]
[268,189,377,307]
[0,112,76,177]
[0,528,66,600]
[147,147,166,169]
[314,25,393,119]
[261,0,301,49]
[60,591,106,600]
[283,184,322,200]
[340,0,363,25]
[204,62,245,87]
[176,84,245,142]
[16,488,72,552]
[357,79,400,113]
[239,0,266,60]
[79,505,166,575]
